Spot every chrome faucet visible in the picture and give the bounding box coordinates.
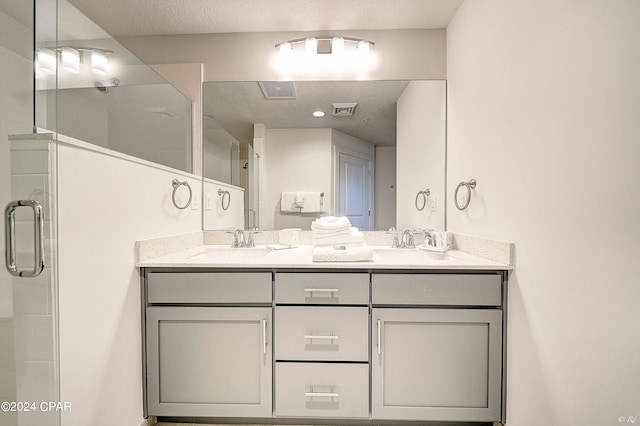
[231,229,246,248]
[400,230,415,248]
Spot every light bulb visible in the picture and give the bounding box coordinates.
[357,40,371,55]
[61,47,80,74]
[91,50,109,75]
[279,42,292,57]
[332,37,344,55]
[305,37,317,55]
[37,48,56,75]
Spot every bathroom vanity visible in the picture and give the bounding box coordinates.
[138,244,510,425]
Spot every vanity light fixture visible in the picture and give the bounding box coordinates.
[275,36,374,56]
[35,47,114,76]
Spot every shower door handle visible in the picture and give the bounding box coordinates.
[4,200,45,278]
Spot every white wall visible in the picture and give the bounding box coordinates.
[203,179,244,230]
[263,128,332,230]
[396,80,446,230]
[447,1,640,425]
[56,141,201,426]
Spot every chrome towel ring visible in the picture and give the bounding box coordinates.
[415,189,430,211]
[171,179,192,210]
[218,189,231,211]
[454,179,477,211]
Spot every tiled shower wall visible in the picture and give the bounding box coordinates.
[9,136,59,426]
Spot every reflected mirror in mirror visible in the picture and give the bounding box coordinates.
[202,80,445,232]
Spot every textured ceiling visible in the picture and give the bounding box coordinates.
[67,0,464,37]
[203,81,411,147]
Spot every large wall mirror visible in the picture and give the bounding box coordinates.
[202,79,446,232]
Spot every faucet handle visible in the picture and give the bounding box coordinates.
[246,230,261,248]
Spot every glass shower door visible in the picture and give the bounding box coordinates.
[1,0,60,425]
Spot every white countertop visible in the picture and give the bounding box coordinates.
[136,245,512,270]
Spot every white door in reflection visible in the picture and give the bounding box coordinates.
[337,151,372,230]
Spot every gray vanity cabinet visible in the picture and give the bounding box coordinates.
[144,272,272,418]
[371,273,504,423]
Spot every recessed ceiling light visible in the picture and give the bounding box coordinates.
[312,110,326,118]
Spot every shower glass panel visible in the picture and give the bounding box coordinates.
[35,0,193,173]
[1,0,61,425]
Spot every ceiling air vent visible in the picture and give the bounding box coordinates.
[332,102,357,116]
[258,81,296,100]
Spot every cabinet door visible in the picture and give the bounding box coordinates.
[146,307,272,417]
[372,308,502,422]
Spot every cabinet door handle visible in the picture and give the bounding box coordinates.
[376,319,381,355]
[304,288,339,293]
[304,335,339,340]
[262,319,267,354]
[305,392,339,398]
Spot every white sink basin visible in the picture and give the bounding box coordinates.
[189,247,272,262]
[373,247,456,263]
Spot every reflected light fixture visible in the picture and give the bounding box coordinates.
[37,48,56,75]
[91,49,109,75]
[35,47,113,76]
[276,36,374,56]
[312,110,326,118]
[61,47,80,74]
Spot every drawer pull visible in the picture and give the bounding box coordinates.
[304,288,339,293]
[262,319,267,354]
[304,335,339,340]
[376,319,381,355]
[305,392,339,398]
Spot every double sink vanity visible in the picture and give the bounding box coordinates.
[137,232,513,425]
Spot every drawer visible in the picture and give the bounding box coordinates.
[275,362,369,418]
[372,273,502,306]
[147,272,272,304]
[275,306,368,361]
[275,273,369,305]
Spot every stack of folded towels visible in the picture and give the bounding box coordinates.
[311,216,374,262]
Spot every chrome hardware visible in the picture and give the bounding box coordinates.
[454,179,477,211]
[304,288,340,293]
[218,189,231,210]
[5,200,45,278]
[262,319,267,354]
[376,319,381,355]
[305,392,339,398]
[415,189,430,211]
[246,230,260,248]
[304,334,339,340]
[400,229,415,248]
[231,228,246,248]
[171,179,192,210]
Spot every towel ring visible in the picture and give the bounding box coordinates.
[171,179,192,210]
[218,189,231,211]
[415,189,430,211]
[454,179,476,211]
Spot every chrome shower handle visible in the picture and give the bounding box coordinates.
[4,200,45,278]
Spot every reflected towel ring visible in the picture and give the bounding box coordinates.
[454,179,477,211]
[218,189,231,210]
[415,189,430,211]
[171,179,192,210]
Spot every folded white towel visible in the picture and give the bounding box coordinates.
[312,246,374,262]
[281,192,302,212]
[311,216,351,232]
[294,193,305,208]
[312,227,365,247]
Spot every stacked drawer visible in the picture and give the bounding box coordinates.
[274,273,370,419]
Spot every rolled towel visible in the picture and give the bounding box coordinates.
[312,246,374,262]
[312,227,365,247]
[311,216,351,232]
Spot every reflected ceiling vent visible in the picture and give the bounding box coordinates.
[259,81,296,100]
[332,102,357,116]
